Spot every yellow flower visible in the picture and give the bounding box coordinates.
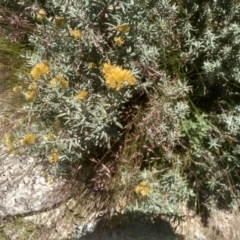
[36,9,46,21]
[25,90,36,100]
[4,133,14,151]
[38,9,46,15]
[50,75,69,88]
[28,83,37,90]
[88,62,96,69]
[47,176,54,185]
[55,16,65,28]
[70,29,82,40]
[101,63,136,91]
[13,86,22,94]
[49,148,59,163]
[116,24,130,33]
[135,181,151,196]
[114,37,124,46]
[76,90,88,100]
[20,133,36,145]
[36,14,43,20]
[30,62,49,79]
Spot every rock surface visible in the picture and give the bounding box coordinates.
[0,147,70,217]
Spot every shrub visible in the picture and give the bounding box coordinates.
[3,0,240,218]
[6,0,148,177]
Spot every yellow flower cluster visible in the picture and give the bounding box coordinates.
[25,90,36,100]
[88,62,96,69]
[76,90,88,100]
[55,17,65,28]
[50,75,69,88]
[30,62,49,79]
[116,24,130,33]
[28,83,38,90]
[36,9,46,21]
[20,133,36,145]
[4,133,14,151]
[70,29,82,40]
[49,148,59,163]
[135,181,151,196]
[13,86,22,94]
[101,63,136,91]
[114,37,124,46]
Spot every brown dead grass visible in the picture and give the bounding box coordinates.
[0,5,33,43]
[0,33,29,139]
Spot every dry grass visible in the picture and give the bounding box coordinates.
[0,4,32,138]
[0,5,33,43]
[0,37,27,140]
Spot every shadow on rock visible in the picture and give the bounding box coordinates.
[78,211,184,240]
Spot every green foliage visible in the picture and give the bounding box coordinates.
[3,0,240,220]
[181,113,210,145]
[127,168,195,215]
[7,0,146,169]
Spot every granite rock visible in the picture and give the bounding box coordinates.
[0,147,70,217]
